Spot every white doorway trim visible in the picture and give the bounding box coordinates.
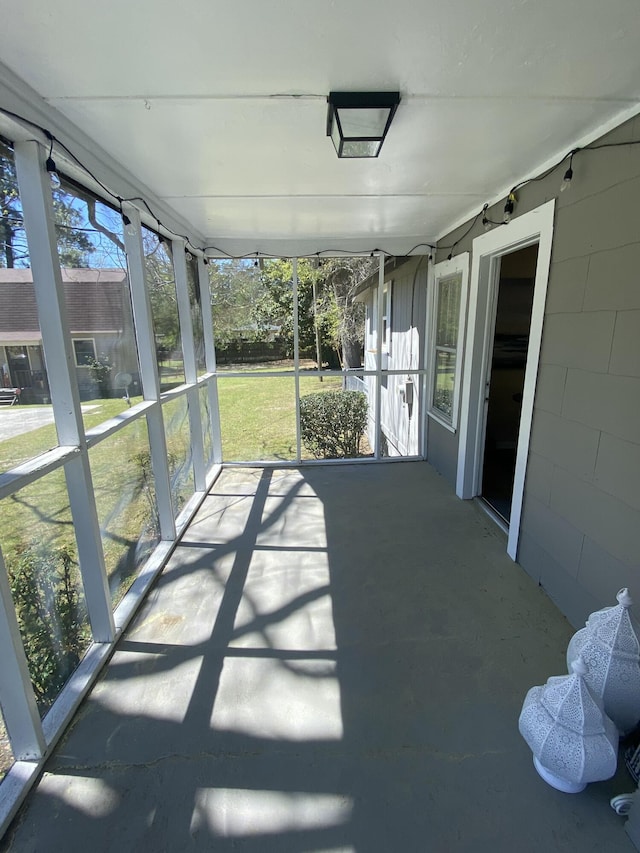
[455,200,555,560]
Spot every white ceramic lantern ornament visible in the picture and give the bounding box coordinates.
[519,656,618,793]
[566,588,640,735]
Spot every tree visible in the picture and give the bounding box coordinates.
[144,233,181,356]
[1,139,95,269]
[315,257,376,369]
[0,139,28,268]
[250,257,376,368]
[252,258,320,357]
[208,259,265,347]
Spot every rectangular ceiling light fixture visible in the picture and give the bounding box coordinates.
[326,91,401,158]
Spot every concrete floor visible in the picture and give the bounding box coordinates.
[1,463,635,852]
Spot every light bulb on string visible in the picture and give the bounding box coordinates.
[185,251,193,262]
[122,214,136,238]
[481,204,492,232]
[45,155,61,190]
[561,160,574,193]
[503,192,516,224]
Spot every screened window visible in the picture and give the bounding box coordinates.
[430,271,463,427]
[73,338,97,366]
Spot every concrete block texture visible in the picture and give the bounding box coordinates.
[594,432,640,512]
[584,242,640,312]
[609,310,640,377]
[529,408,599,481]
[578,536,640,608]
[533,363,567,415]
[556,120,640,212]
[552,174,640,263]
[518,532,599,629]
[562,368,640,445]
[540,311,615,373]
[524,451,554,505]
[550,465,640,565]
[520,493,585,577]
[545,256,588,314]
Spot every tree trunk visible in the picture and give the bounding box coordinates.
[341,335,362,370]
[1,218,14,268]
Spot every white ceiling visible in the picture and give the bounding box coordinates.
[1,0,640,255]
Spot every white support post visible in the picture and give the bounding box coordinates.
[420,257,434,459]
[292,258,302,462]
[173,241,206,491]
[0,548,46,760]
[122,204,176,538]
[172,240,198,384]
[14,140,114,643]
[374,253,385,459]
[198,257,223,464]
[13,142,85,448]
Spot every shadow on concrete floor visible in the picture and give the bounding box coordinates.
[1,463,634,852]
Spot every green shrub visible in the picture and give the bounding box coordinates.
[8,543,89,714]
[300,390,368,458]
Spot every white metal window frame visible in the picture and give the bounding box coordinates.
[0,139,222,834]
[455,200,555,560]
[427,254,469,433]
[0,130,430,832]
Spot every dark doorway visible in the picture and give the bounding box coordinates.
[480,244,538,522]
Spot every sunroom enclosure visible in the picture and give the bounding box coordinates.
[0,134,430,830]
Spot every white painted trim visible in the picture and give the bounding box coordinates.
[172,240,198,385]
[0,446,80,501]
[123,205,176,540]
[419,258,433,459]
[196,258,223,465]
[455,200,555,560]
[292,258,302,462]
[374,254,385,459]
[427,253,470,432]
[14,139,115,642]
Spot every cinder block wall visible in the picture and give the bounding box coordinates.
[434,113,640,626]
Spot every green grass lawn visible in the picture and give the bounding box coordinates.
[218,374,343,461]
[0,376,350,587]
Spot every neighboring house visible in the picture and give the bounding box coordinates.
[0,268,139,402]
[361,113,640,631]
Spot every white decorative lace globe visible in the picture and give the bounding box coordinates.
[519,657,618,793]
[566,588,640,735]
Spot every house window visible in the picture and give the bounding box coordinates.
[429,256,468,430]
[73,338,96,366]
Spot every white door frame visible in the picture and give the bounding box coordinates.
[455,200,555,560]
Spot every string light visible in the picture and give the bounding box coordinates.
[561,154,574,192]
[121,213,136,237]
[44,134,61,190]
[503,192,516,224]
[2,106,639,263]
